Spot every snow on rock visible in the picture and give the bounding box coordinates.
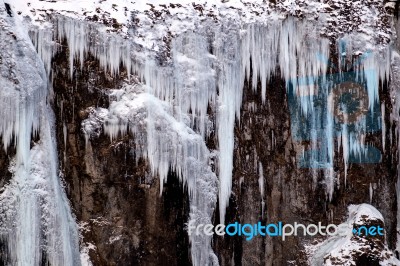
[309,204,400,266]
[6,0,393,54]
[6,0,393,40]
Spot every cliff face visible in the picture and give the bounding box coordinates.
[49,31,399,266]
[1,0,400,265]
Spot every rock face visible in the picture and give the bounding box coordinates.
[49,40,399,266]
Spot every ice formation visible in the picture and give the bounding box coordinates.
[0,8,81,266]
[82,85,219,265]
[25,8,391,266]
[1,0,395,265]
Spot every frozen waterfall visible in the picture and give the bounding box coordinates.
[0,9,82,266]
[0,0,394,264]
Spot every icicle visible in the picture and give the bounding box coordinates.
[341,122,350,185]
[55,16,134,79]
[369,183,373,203]
[258,162,265,219]
[382,102,386,153]
[63,122,67,163]
[215,21,244,224]
[63,122,67,149]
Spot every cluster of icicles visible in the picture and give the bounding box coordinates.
[27,13,392,265]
